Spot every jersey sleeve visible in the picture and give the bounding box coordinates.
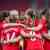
[0,22,3,30]
[40,19,48,33]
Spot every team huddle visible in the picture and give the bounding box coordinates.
[0,9,50,50]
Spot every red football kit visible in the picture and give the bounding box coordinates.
[41,18,49,50]
[24,18,43,50]
[0,21,7,50]
[1,26,21,50]
[0,21,4,50]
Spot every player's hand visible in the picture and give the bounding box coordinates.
[3,40,9,44]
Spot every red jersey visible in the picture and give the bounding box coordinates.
[41,18,48,33]
[0,21,4,50]
[2,26,21,50]
[34,18,41,34]
[40,18,49,50]
[24,18,43,50]
[0,21,6,44]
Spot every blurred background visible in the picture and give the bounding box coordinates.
[0,0,49,10]
[0,0,50,30]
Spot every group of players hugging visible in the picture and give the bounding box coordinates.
[0,8,50,50]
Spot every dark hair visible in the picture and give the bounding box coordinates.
[41,9,47,15]
[3,12,8,17]
[0,12,9,21]
[27,11,35,18]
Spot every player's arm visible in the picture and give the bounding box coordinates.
[3,23,26,28]
[20,30,30,38]
[4,28,17,33]
[32,23,43,31]
[26,23,43,31]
